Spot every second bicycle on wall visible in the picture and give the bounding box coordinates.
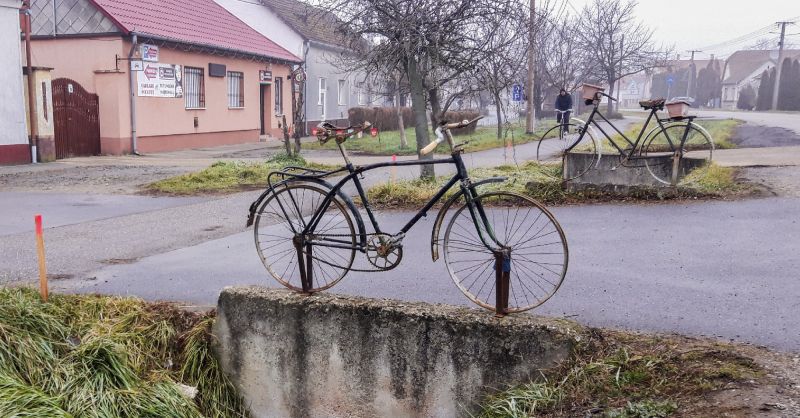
[536,84,714,186]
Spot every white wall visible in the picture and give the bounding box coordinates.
[213,0,304,58]
[0,0,28,146]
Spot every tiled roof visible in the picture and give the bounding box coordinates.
[723,49,800,84]
[91,0,301,62]
[261,0,354,48]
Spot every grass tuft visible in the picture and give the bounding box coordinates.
[366,161,748,209]
[0,288,249,417]
[146,153,335,195]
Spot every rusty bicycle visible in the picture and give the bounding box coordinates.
[246,117,568,315]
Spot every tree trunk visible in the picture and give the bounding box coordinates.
[395,76,408,149]
[494,91,503,140]
[281,115,293,156]
[428,87,442,128]
[606,73,616,114]
[407,58,434,179]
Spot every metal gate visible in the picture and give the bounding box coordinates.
[52,78,100,159]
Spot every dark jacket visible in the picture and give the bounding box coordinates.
[555,93,573,111]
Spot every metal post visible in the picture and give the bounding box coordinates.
[128,33,140,155]
[771,22,793,110]
[22,0,38,163]
[525,0,536,134]
[494,252,510,317]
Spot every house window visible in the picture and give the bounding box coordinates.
[318,77,327,118]
[227,71,244,108]
[337,79,346,105]
[184,67,205,109]
[274,77,283,115]
[356,82,366,105]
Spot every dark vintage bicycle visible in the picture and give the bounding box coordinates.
[246,117,568,315]
[536,86,714,184]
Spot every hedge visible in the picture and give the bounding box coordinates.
[348,107,480,135]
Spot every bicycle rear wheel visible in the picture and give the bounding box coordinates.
[254,183,356,292]
[443,191,568,313]
[536,123,598,180]
[642,122,714,184]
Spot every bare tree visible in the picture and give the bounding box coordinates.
[316,0,524,178]
[578,0,669,113]
[541,15,597,95]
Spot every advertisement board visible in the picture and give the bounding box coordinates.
[137,64,183,98]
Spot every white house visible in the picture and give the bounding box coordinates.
[721,49,800,109]
[0,0,30,165]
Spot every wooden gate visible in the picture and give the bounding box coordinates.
[52,78,100,159]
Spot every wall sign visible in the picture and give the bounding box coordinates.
[141,44,159,62]
[209,63,227,77]
[259,70,273,84]
[137,63,183,98]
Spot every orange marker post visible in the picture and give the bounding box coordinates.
[391,154,397,184]
[34,215,48,302]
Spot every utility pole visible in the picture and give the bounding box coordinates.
[687,49,702,99]
[21,0,38,163]
[525,0,536,134]
[771,21,794,110]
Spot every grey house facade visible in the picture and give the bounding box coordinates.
[216,0,390,134]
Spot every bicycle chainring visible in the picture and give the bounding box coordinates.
[365,234,403,271]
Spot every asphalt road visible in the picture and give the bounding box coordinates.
[55,197,800,352]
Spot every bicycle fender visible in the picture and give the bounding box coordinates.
[246,179,367,247]
[429,176,507,262]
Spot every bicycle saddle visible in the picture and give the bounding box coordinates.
[639,98,665,110]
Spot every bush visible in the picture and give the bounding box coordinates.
[348,107,479,135]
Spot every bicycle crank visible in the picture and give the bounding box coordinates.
[365,234,403,271]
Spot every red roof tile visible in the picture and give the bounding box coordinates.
[91,0,301,62]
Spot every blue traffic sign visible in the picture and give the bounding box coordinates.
[512,84,523,102]
[666,76,674,86]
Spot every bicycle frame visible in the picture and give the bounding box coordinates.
[268,149,505,255]
[567,102,692,161]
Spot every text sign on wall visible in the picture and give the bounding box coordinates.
[259,70,273,84]
[141,44,159,62]
[137,63,183,98]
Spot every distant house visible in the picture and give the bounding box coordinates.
[721,49,800,109]
[27,0,300,157]
[216,0,390,134]
[0,0,29,165]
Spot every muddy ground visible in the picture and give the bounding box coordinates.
[730,125,800,148]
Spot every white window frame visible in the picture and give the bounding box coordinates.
[356,82,366,106]
[318,77,327,119]
[337,79,346,105]
[274,77,283,115]
[227,71,244,109]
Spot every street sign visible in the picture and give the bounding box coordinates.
[666,75,674,86]
[130,59,143,71]
[141,44,159,62]
[512,84,523,102]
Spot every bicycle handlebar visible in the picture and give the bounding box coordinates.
[315,121,372,143]
[420,116,483,156]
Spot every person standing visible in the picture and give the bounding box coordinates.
[555,88,573,132]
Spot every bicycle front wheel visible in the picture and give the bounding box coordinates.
[443,192,568,313]
[254,183,356,292]
[536,123,597,180]
[642,122,714,184]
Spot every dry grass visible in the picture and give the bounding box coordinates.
[475,330,765,417]
[0,288,248,417]
[146,153,335,195]
[366,162,748,209]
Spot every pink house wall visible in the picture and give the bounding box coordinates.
[30,36,294,155]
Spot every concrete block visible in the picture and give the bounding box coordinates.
[564,152,706,187]
[213,287,584,418]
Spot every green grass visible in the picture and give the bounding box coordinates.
[594,119,741,154]
[366,161,746,209]
[0,288,248,417]
[303,123,556,156]
[475,331,762,418]
[146,153,335,195]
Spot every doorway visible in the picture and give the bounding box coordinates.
[260,84,272,138]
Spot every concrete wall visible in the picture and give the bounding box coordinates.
[0,0,30,165]
[214,287,583,418]
[564,152,707,187]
